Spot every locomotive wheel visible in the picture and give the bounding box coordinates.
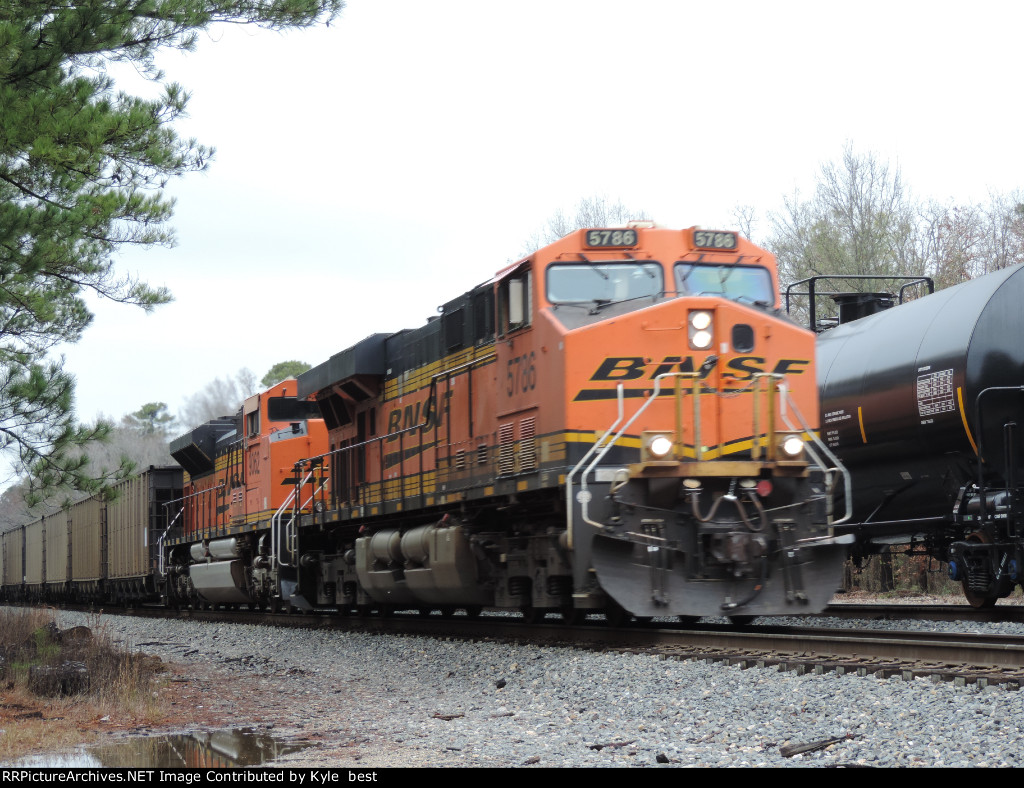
[520,606,545,624]
[728,615,757,627]
[677,616,699,625]
[439,606,456,618]
[605,600,629,628]
[464,606,482,618]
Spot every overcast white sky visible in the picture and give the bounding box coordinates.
[58,0,1024,428]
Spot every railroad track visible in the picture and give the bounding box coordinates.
[823,602,1024,624]
[96,603,1024,692]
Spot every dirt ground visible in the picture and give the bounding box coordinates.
[0,657,371,768]
[1,649,464,768]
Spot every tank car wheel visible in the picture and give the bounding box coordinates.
[464,605,482,618]
[962,584,999,609]
[561,605,585,626]
[520,606,545,624]
[356,604,373,617]
[418,608,432,618]
[960,532,1002,608]
[439,606,456,618]
[728,615,757,627]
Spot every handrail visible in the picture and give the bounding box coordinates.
[271,468,318,569]
[295,352,495,513]
[156,505,184,578]
[776,380,853,525]
[156,484,222,577]
[784,274,934,330]
[565,383,625,549]
[567,371,853,534]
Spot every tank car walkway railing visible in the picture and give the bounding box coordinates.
[785,274,934,331]
[566,371,852,541]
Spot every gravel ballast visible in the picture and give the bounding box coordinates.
[44,609,1024,768]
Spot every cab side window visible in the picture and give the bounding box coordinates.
[498,269,532,336]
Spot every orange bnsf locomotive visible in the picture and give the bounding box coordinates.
[0,225,853,621]
[262,224,852,621]
[162,379,327,610]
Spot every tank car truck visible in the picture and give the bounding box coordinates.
[276,225,851,622]
[810,264,1024,607]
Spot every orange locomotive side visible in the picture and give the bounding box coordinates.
[163,379,327,608]
[282,225,851,621]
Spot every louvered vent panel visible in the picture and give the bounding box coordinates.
[476,443,488,466]
[498,422,516,475]
[455,449,466,471]
[518,417,537,472]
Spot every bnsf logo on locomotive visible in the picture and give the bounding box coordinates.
[588,356,811,381]
[384,391,453,438]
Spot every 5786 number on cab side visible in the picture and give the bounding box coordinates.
[506,352,536,396]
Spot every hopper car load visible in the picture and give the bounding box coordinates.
[807,263,1024,607]
[2,225,854,622]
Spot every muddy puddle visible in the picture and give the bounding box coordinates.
[4,727,313,768]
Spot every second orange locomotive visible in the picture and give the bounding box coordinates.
[170,224,852,621]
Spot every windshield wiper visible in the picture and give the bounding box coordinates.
[588,291,665,315]
[577,253,609,279]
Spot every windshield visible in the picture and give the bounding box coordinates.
[546,262,663,305]
[674,263,774,306]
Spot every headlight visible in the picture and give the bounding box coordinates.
[689,310,714,350]
[691,329,713,349]
[642,431,676,462]
[781,434,805,458]
[649,435,673,458]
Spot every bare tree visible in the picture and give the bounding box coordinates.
[178,368,258,430]
[768,144,921,291]
[523,196,650,254]
[916,201,985,289]
[731,204,758,242]
[982,191,1024,276]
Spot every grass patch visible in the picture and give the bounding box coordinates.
[0,607,170,764]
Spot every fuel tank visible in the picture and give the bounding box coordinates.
[817,264,1024,524]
